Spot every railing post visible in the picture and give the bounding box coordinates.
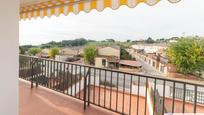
[83,69,87,110]
[84,67,91,110]
[88,68,91,107]
[31,59,34,89]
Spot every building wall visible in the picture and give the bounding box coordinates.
[61,48,77,56]
[98,47,120,58]
[0,1,19,114]
[95,57,108,68]
[55,55,68,61]
[158,63,168,74]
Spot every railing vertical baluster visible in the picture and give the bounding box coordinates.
[116,72,119,112]
[75,65,77,97]
[50,60,53,89]
[104,70,107,107]
[129,75,133,115]
[110,71,113,110]
[99,69,101,106]
[35,59,38,87]
[88,68,91,106]
[194,85,197,113]
[144,77,148,115]
[137,76,140,115]
[31,58,33,88]
[83,66,85,99]
[162,80,166,115]
[122,73,125,114]
[56,61,59,91]
[47,60,50,88]
[153,79,156,115]
[71,64,73,96]
[28,57,31,81]
[93,68,96,104]
[66,64,69,95]
[59,62,63,92]
[63,63,66,94]
[79,65,81,99]
[43,60,48,87]
[182,83,186,113]
[83,70,87,110]
[172,82,176,113]
[53,61,56,90]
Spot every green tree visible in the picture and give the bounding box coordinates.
[120,48,132,60]
[106,39,115,43]
[84,45,97,65]
[28,48,41,56]
[166,38,204,76]
[19,46,25,54]
[145,37,155,44]
[49,47,59,58]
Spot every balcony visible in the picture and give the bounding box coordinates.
[19,55,204,115]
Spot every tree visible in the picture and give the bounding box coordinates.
[19,46,25,54]
[145,37,155,44]
[166,38,204,76]
[106,39,115,43]
[126,40,131,43]
[120,48,132,60]
[84,45,97,65]
[28,48,42,56]
[49,47,59,58]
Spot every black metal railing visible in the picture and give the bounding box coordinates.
[19,55,204,115]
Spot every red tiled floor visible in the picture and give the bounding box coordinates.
[79,86,149,115]
[19,80,118,115]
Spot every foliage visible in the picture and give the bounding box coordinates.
[19,47,25,54]
[106,39,115,42]
[166,38,204,75]
[126,39,131,43]
[83,45,97,65]
[145,37,155,44]
[120,48,133,60]
[28,48,42,56]
[48,47,59,58]
[40,38,88,48]
[21,45,33,52]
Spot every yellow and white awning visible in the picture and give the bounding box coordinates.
[20,0,181,20]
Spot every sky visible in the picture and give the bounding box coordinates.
[19,0,204,45]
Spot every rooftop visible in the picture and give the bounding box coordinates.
[119,60,142,67]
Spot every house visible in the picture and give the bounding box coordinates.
[95,46,120,68]
[40,48,50,58]
[60,47,79,56]
[55,47,83,62]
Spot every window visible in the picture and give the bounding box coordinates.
[102,59,106,67]
[160,65,165,72]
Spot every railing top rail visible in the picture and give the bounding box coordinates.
[20,55,204,87]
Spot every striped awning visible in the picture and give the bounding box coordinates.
[20,0,181,20]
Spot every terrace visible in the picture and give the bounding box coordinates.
[19,55,204,115]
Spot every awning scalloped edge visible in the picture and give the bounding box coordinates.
[20,0,181,20]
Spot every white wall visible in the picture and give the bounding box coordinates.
[0,1,19,115]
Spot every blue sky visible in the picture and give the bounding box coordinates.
[20,0,204,45]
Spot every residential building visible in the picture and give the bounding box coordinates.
[55,47,83,62]
[40,48,50,58]
[131,44,169,76]
[95,46,120,68]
